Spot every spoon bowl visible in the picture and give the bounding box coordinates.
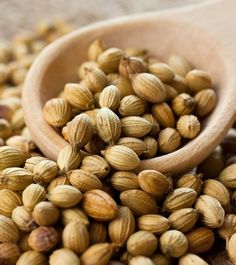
[23,0,236,175]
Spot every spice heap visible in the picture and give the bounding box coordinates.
[43,39,217,157]
[0,20,236,265]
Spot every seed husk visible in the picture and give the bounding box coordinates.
[0,242,21,265]
[99,85,120,111]
[218,164,236,188]
[163,188,197,212]
[177,114,201,139]
[88,39,105,61]
[117,137,147,156]
[33,159,58,184]
[186,69,212,93]
[176,173,203,194]
[194,88,216,117]
[62,221,89,254]
[186,227,215,253]
[67,113,94,148]
[138,170,171,200]
[96,107,121,144]
[82,189,118,221]
[121,116,152,138]
[130,73,166,103]
[81,243,113,265]
[0,189,21,217]
[119,95,146,117]
[108,206,135,247]
[158,128,181,154]
[32,199,59,225]
[142,113,160,136]
[195,194,225,228]
[227,233,236,265]
[148,63,174,82]
[143,136,158,159]
[68,169,103,192]
[89,222,107,244]
[120,189,158,216]
[61,207,89,227]
[43,98,72,127]
[16,250,48,265]
[168,208,199,233]
[110,171,139,192]
[137,214,170,235]
[49,248,81,265]
[171,93,195,116]
[127,230,158,257]
[84,68,108,93]
[168,54,192,77]
[0,215,19,242]
[119,56,146,77]
[179,254,209,265]
[159,230,188,258]
[152,103,175,128]
[102,145,140,171]
[218,214,236,240]
[129,256,155,265]
[48,185,82,208]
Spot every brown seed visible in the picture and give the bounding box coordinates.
[186,69,212,93]
[137,214,170,235]
[84,135,106,155]
[129,256,154,265]
[142,114,160,136]
[64,83,94,110]
[81,243,113,265]
[28,226,59,252]
[119,56,146,77]
[110,171,139,192]
[88,39,105,61]
[125,47,147,57]
[172,93,196,116]
[112,76,134,98]
[228,233,236,265]
[168,54,192,77]
[202,179,230,209]
[186,227,215,253]
[108,206,135,247]
[121,116,152,138]
[138,170,171,200]
[179,254,209,265]
[218,164,236,188]
[80,155,110,179]
[43,98,72,127]
[47,175,70,192]
[159,230,188,258]
[177,115,201,139]
[12,206,36,232]
[67,113,94,148]
[48,185,82,208]
[68,169,103,192]
[24,156,46,172]
[151,253,171,265]
[168,208,199,233]
[0,146,28,170]
[0,242,21,265]
[0,215,19,242]
[120,189,158,216]
[49,248,80,265]
[57,145,81,172]
[176,173,203,194]
[194,88,216,117]
[99,85,121,111]
[16,250,47,265]
[158,128,181,154]
[148,63,174,82]
[127,230,158,256]
[62,221,89,254]
[102,145,140,171]
[168,74,188,94]
[84,68,108,93]
[218,214,236,240]
[82,189,118,221]
[0,167,33,191]
[78,61,98,79]
[96,107,121,144]
[143,136,158,159]
[98,48,124,73]
[152,103,175,128]
[61,207,89,227]
[32,201,59,226]
[163,188,197,212]
[131,73,166,103]
[117,137,147,156]
[119,95,146,117]
[0,119,12,140]
[164,84,178,101]
[195,195,225,228]
[89,222,107,244]
[0,189,21,217]
[33,159,58,184]
[22,183,46,210]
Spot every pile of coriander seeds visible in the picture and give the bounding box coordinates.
[1,21,236,265]
[44,39,217,158]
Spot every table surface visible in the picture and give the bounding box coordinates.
[0,0,206,39]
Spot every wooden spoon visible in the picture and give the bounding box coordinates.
[23,0,236,176]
